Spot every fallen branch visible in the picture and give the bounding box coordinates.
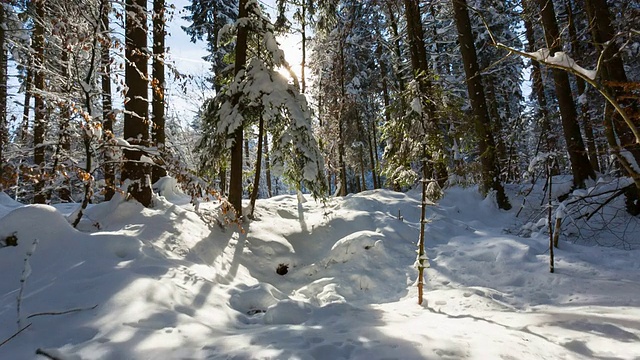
[0,323,32,348]
[27,304,98,319]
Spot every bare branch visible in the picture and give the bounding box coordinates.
[27,304,99,319]
[0,323,32,348]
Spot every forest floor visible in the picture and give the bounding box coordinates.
[1,178,639,359]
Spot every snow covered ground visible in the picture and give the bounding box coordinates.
[1,180,639,359]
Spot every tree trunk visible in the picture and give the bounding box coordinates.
[452,0,511,210]
[264,132,272,197]
[151,0,167,183]
[300,4,306,94]
[417,156,428,305]
[33,0,46,204]
[524,16,556,156]
[368,129,377,189]
[249,115,264,217]
[584,0,640,213]
[535,0,595,188]
[485,79,508,177]
[0,4,6,180]
[585,0,640,161]
[123,0,152,207]
[338,43,347,196]
[565,0,600,173]
[21,65,32,143]
[228,0,249,216]
[101,0,115,201]
[403,0,448,187]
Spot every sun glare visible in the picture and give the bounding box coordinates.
[276,33,305,83]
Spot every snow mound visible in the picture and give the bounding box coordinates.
[263,299,313,325]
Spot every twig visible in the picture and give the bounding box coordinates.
[582,187,627,222]
[18,239,39,328]
[27,304,98,319]
[0,323,32,348]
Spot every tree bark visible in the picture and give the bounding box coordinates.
[452,0,511,209]
[264,132,272,197]
[523,15,557,157]
[535,0,595,188]
[151,0,167,183]
[228,0,249,216]
[33,0,46,204]
[123,0,152,207]
[338,42,347,196]
[21,65,32,143]
[0,4,6,181]
[101,0,115,201]
[565,0,600,173]
[249,115,264,217]
[585,0,640,161]
[403,0,448,187]
[300,4,306,94]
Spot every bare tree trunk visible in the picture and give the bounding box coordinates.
[33,0,46,204]
[249,115,264,217]
[123,0,152,207]
[300,4,306,94]
[21,67,32,144]
[452,0,511,209]
[403,0,448,187]
[524,15,556,158]
[264,132,272,197]
[585,0,640,167]
[151,0,167,183]
[0,5,6,181]
[338,43,347,196]
[565,0,600,173]
[228,0,249,216]
[368,130,377,189]
[485,79,508,177]
[101,0,115,201]
[535,0,595,188]
[417,156,428,304]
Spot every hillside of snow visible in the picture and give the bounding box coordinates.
[1,180,639,359]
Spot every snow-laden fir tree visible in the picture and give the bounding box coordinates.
[197,0,326,216]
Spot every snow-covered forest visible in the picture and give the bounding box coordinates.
[1,0,639,358]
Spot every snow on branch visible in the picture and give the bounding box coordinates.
[525,48,596,80]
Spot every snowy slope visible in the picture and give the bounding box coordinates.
[1,182,639,359]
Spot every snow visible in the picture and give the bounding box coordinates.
[1,184,640,359]
[525,48,597,80]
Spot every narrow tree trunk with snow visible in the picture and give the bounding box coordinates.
[535,0,595,189]
[451,0,510,210]
[249,115,264,218]
[547,159,555,273]
[0,4,6,180]
[565,0,600,173]
[417,157,428,305]
[33,0,46,204]
[228,0,249,216]
[21,67,32,144]
[101,0,115,201]
[264,133,272,198]
[404,0,448,187]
